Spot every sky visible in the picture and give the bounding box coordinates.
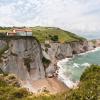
[0,0,100,39]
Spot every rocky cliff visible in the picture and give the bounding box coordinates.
[42,40,89,77]
[0,36,96,92]
[0,36,45,81]
[88,39,100,49]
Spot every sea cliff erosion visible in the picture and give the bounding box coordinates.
[42,38,100,78]
[42,40,89,77]
[0,34,99,93]
[0,36,67,93]
[0,36,45,81]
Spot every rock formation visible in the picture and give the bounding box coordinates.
[42,40,89,77]
[0,36,99,93]
[0,37,45,81]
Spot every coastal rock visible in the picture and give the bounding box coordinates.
[0,37,45,81]
[42,40,89,75]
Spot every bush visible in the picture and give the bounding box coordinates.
[44,44,51,48]
[80,64,100,81]
[0,45,9,57]
[12,88,29,98]
[50,35,59,42]
[0,74,29,100]
[42,57,51,69]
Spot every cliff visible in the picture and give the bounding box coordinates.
[0,36,88,93]
[88,39,100,49]
[0,36,45,81]
[42,40,89,77]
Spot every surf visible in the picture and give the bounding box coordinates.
[57,47,100,88]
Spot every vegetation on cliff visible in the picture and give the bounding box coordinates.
[42,57,51,70]
[32,26,85,43]
[0,64,99,100]
[26,64,100,100]
[0,26,85,43]
[0,73,29,100]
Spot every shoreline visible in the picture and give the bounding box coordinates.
[57,47,100,88]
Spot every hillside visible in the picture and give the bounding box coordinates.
[32,26,85,43]
[0,26,85,43]
[0,27,11,35]
[0,65,99,100]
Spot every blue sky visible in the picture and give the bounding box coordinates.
[0,0,100,39]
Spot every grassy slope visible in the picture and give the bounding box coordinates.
[0,74,29,100]
[0,27,11,33]
[0,65,99,100]
[0,26,85,43]
[32,26,85,43]
[26,65,100,100]
[0,30,10,33]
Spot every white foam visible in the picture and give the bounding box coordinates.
[73,63,80,68]
[57,47,100,89]
[57,58,71,65]
[79,47,100,56]
[81,63,90,67]
[58,72,79,88]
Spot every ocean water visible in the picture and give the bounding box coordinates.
[57,47,100,88]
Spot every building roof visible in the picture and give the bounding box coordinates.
[13,28,32,32]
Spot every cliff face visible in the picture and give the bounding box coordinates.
[0,37,90,80]
[0,37,45,81]
[88,39,100,49]
[42,40,89,77]
[0,36,96,92]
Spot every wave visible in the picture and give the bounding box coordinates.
[57,62,90,88]
[57,62,76,88]
[57,47,100,89]
[81,63,90,67]
[73,63,80,68]
[78,47,100,56]
[58,74,79,88]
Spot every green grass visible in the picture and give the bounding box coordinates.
[0,30,10,33]
[0,74,29,100]
[26,65,100,100]
[32,26,85,43]
[0,65,99,100]
[0,26,86,43]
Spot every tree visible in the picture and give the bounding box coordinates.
[50,35,59,42]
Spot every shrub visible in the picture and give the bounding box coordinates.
[0,45,9,57]
[12,88,29,98]
[44,44,51,48]
[50,35,59,42]
[42,57,51,69]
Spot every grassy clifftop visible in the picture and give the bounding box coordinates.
[0,26,85,43]
[32,26,85,43]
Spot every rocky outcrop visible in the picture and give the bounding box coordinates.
[0,37,45,81]
[42,40,89,77]
[95,39,100,47]
[0,37,95,80]
[88,39,100,49]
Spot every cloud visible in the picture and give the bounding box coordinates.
[0,0,100,38]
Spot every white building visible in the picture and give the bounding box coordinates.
[7,28,32,36]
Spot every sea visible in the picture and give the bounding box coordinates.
[57,47,100,88]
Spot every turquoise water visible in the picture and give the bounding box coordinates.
[58,48,100,88]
